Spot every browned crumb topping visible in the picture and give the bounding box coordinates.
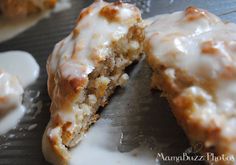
[99,5,120,22]
[77,6,93,23]
[185,6,206,21]
[68,77,87,92]
[201,41,219,55]
[44,0,57,9]
[72,28,80,39]
[220,66,236,80]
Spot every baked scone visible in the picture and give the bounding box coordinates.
[43,1,144,164]
[145,7,236,165]
[0,0,57,18]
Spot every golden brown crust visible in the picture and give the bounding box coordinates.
[76,5,93,23]
[201,41,220,55]
[99,2,141,24]
[99,5,120,22]
[185,6,206,21]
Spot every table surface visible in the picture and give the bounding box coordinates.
[0,0,236,164]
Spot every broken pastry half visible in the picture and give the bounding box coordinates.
[145,7,236,165]
[43,1,144,164]
[0,0,57,18]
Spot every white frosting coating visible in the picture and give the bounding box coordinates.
[0,71,25,135]
[146,7,236,148]
[0,105,25,135]
[0,51,39,135]
[69,119,156,165]
[0,51,40,88]
[0,71,23,111]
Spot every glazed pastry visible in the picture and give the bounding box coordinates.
[0,0,57,18]
[145,7,236,165]
[43,1,144,164]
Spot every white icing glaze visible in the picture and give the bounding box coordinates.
[145,7,236,144]
[0,51,39,135]
[0,71,23,111]
[0,105,25,135]
[0,51,40,88]
[143,15,159,27]
[50,0,140,80]
[69,119,156,165]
